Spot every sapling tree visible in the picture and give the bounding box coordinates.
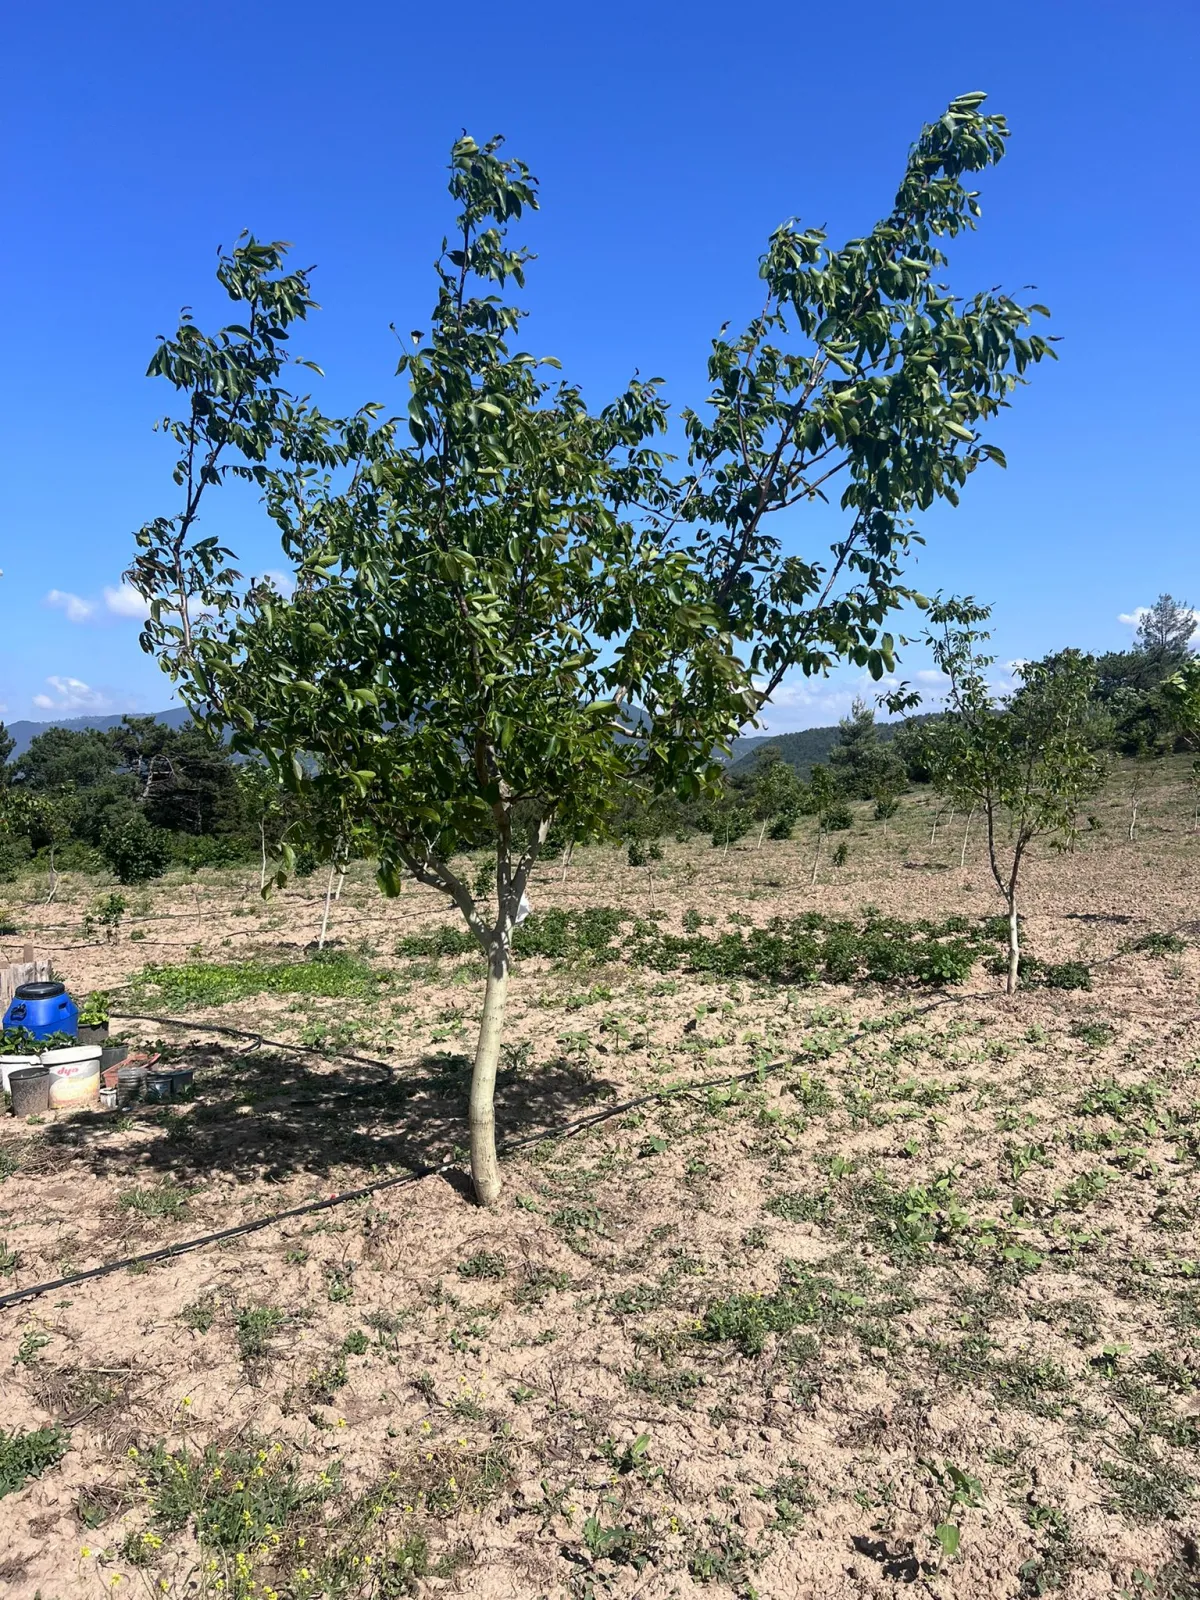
[751,751,804,846]
[872,785,901,839]
[912,600,1105,992]
[807,764,837,884]
[235,763,293,892]
[129,99,1053,1201]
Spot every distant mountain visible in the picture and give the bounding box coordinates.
[4,708,191,758]
[728,715,932,777]
[727,725,842,776]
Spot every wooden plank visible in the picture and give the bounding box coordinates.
[0,960,52,1014]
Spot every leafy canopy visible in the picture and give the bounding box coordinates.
[915,598,1107,865]
[129,97,1053,944]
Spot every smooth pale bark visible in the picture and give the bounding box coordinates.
[757,819,767,848]
[929,809,940,847]
[559,840,574,884]
[334,870,346,902]
[470,952,509,1205]
[318,861,337,949]
[1128,802,1139,842]
[259,822,268,892]
[810,827,822,886]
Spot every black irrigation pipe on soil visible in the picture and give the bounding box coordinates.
[109,1011,401,1085]
[0,994,960,1314]
[15,958,1172,1318]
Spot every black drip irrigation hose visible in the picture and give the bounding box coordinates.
[7,952,1185,1317]
[110,1011,401,1085]
[0,1068,770,1315]
[1,995,946,1314]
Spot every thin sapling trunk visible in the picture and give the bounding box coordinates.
[469,945,509,1206]
[318,861,337,949]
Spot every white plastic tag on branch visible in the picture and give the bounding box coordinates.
[514,892,532,926]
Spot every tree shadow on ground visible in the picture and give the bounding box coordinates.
[36,1040,619,1188]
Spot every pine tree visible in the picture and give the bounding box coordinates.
[829,698,906,800]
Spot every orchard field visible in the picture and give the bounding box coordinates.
[1,758,1199,1600]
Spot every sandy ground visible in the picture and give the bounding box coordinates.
[1,765,1199,1598]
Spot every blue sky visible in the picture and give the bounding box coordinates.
[2,0,1196,731]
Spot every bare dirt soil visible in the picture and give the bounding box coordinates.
[1,762,1199,1600]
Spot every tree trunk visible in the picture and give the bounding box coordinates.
[757,818,767,849]
[1006,894,1020,995]
[45,845,58,905]
[259,821,268,892]
[560,839,574,884]
[1128,803,1138,843]
[318,862,337,950]
[334,869,346,903]
[929,809,940,847]
[810,827,822,886]
[960,806,975,869]
[470,951,509,1205]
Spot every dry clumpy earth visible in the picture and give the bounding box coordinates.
[1,762,1199,1599]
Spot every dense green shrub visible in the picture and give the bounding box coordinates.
[101,814,172,885]
[167,833,255,870]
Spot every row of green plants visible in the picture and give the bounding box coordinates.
[397,907,1094,990]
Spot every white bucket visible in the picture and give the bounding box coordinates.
[43,1045,102,1108]
[1,1055,42,1093]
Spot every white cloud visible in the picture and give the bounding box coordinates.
[43,582,151,624]
[914,668,948,686]
[104,583,150,619]
[756,670,908,733]
[1119,605,1200,637]
[45,589,95,623]
[261,569,296,598]
[31,676,114,713]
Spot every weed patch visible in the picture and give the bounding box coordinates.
[0,1425,68,1498]
[127,949,388,1009]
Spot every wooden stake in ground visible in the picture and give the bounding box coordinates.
[318,861,338,949]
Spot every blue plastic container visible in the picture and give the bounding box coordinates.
[3,982,78,1042]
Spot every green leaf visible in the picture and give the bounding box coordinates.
[934,1523,960,1558]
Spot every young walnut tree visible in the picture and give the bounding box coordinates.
[912,600,1105,992]
[129,98,1053,1202]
